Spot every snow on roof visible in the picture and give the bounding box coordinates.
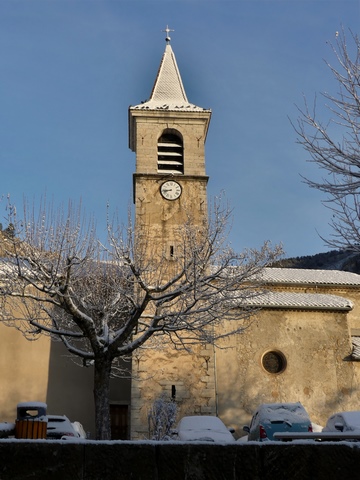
[257,403,310,424]
[130,44,210,113]
[336,411,360,428]
[259,268,360,287]
[131,102,209,112]
[0,422,15,433]
[243,291,353,311]
[178,416,226,430]
[176,416,235,443]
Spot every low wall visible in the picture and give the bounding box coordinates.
[0,440,359,480]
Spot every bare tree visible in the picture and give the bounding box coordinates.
[292,28,360,250]
[148,393,177,441]
[0,198,282,439]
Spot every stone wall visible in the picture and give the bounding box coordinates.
[131,343,216,439]
[216,308,358,435]
[0,322,51,422]
[130,302,360,439]
[0,440,359,480]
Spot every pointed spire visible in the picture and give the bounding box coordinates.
[147,25,188,106]
[148,41,189,104]
[130,27,209,112]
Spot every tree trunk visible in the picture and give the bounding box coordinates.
[93,356,112,440]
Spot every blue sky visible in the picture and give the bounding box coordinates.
[0,0,359,258]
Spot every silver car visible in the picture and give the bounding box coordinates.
[323,411,360,435]
[173,416,236,443]
[46,415,82,440]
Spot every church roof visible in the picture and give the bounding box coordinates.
[130,41,210,112]
[244,291,353,311]
[260,267,360,287]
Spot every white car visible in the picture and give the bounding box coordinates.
[0,422,15,438]
[72,421,87,438]
[47,415,85,440]
[173,415,236,443]
[323,411,360,434]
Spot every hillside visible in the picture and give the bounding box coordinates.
[273,250,360,274]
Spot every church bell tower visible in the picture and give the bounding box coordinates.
[128,28,215,440]
[128,28,211,260]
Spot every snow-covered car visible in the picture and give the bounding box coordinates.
[46,415,84,440]
[322,411,360,435]
[72,420,87,438]
[172,415,236,443]
[0,422,15,438]
[243,402,313,441]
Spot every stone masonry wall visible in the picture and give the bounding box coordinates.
[130,342,216,440]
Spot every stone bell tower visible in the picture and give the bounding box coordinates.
[128,28,215,439]
[128,27,212,261]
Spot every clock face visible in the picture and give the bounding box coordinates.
[160,180,182,200]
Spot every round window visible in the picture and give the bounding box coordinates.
[262,350,287,374]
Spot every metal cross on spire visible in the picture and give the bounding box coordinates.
[162,25,174,43]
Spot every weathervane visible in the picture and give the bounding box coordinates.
[162,25,174,43]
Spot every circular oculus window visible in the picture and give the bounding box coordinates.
[262,350,287,374]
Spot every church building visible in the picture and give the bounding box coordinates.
[1,31,360,440]
[127,30,360,439]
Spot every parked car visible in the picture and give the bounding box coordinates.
[243,402,313,441]
[72,420,87,439]
[46,415,84,440]
[0,422,15,438]
[322,411,360,435]
[172,415,236,443]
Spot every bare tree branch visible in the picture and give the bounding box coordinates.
[291,27,360,251]
[0,196,282,439]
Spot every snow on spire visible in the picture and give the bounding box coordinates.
[130,26,211,112]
